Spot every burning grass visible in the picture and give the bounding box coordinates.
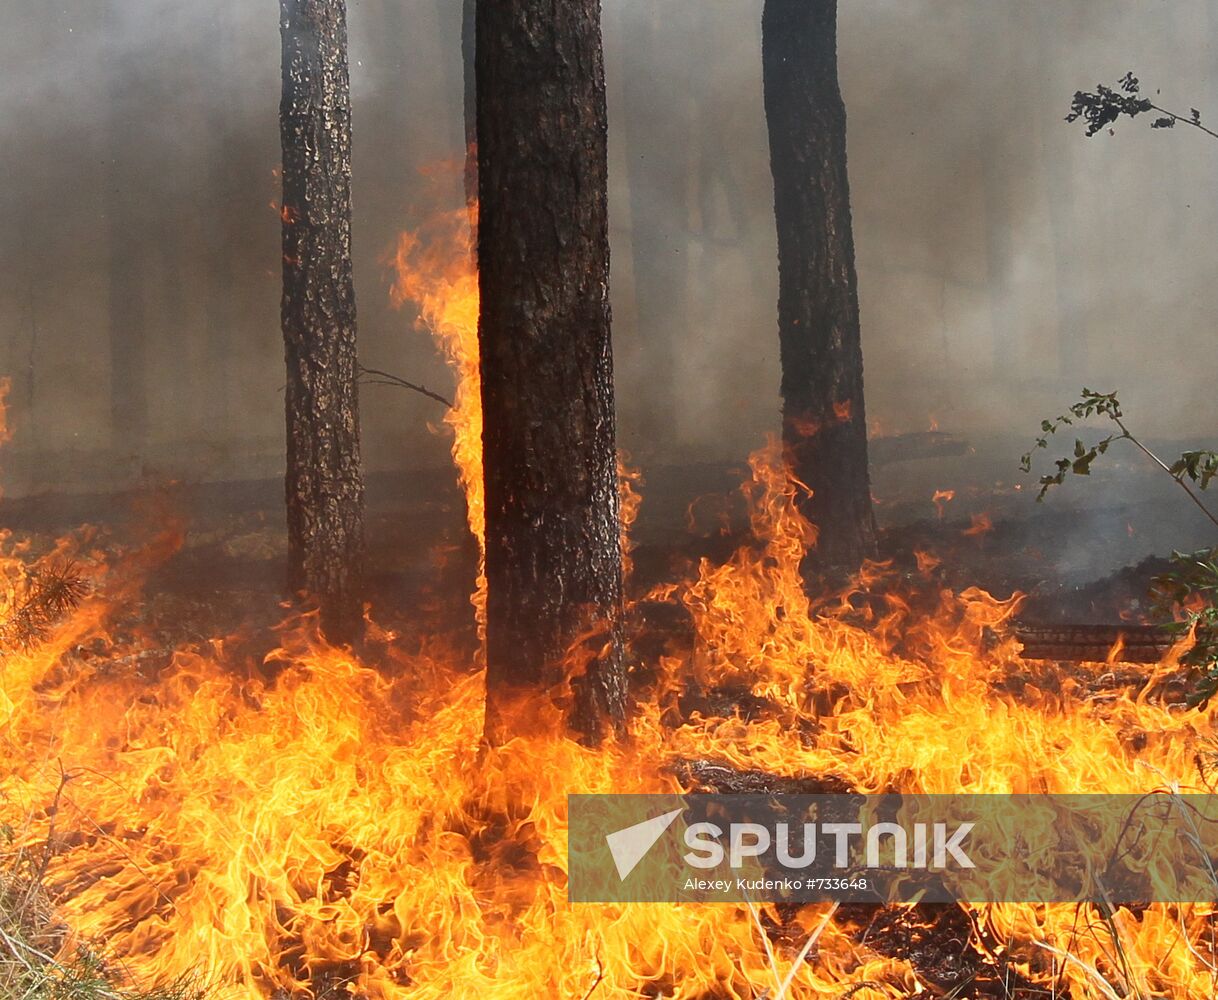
[0,836,204,1000]
[0,223,1216,998]
[0,444,1215,999]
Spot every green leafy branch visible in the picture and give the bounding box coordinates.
[1149,549,1218,706]
[1021,389,1218,531]
[1068,72,1218,141]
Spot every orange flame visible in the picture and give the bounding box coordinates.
[618,454,643,580]
[962,512,993,537]
[0,232,1215,998]
[932,488,955,520]
[389,212,485,634]
[1,435,1216,998]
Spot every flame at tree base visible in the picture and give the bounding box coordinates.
[1,219,1215,999]
[0,438,1215,999]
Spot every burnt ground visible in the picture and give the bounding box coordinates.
[0,432,1212,647]
[1,442,1207,996]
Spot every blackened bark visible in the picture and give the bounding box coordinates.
[763,0,877,572]
[476,0,626,743]
[280,0,366,644]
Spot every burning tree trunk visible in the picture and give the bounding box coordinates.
[279,0,366,644]
[476,0,626,743]
[762,0,877,572]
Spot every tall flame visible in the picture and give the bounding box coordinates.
[389,211,486,634]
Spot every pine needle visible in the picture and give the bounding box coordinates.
[0,562,88,651]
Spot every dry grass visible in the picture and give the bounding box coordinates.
[0,839,203,1000]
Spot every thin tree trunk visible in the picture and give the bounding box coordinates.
[622,5,688,438]
[106,4,150,460]
[476,0,626,744]
[977,5,1018,374]
[1030,4,1090,376]
[762,0,876,572]
[200,10,237,445]
[280,0,366,644]
[461,0,477,230]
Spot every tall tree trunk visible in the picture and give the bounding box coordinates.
[106,2,150,461]
[476,0,626,744]
[622,5,689,440]
[200,7,238,447]
[1030,4,1089,377]
[762,0,876,572]
[280,0,366,644]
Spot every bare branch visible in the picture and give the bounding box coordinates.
[358,365,453,409]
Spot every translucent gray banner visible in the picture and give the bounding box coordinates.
[568,793,1218,903]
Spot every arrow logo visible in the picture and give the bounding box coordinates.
[605,808,684,881]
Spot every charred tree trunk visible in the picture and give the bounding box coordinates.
[476,0,626,744]
[280,0,366,645]
[762,0,876,572]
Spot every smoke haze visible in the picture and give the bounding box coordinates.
[0,0,1215,504]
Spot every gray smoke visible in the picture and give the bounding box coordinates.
[0,0,1215,529]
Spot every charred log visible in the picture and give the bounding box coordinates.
[763,0,877,572]
[675,683,779,726]
[869,430,971,467]
[280,0,366,645]
[1015,622,1174,663]
[670,757,852,797]
[837,903,1056,998]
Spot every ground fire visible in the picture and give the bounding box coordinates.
[0,223,1215,996]
[5,0,1218,998]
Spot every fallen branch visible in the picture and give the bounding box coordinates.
[1014,623,1173,664]
[670,758,852,796]
[869,431,971,467]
